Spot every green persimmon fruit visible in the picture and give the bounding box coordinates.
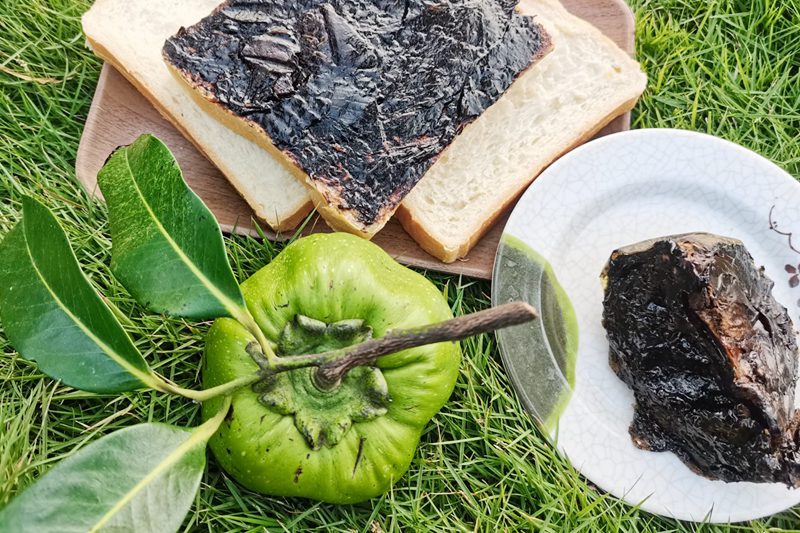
[202,233,461,503]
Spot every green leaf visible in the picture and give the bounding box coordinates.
[0,399,230,533]
[97,134,244,320]
[0,197,155,393]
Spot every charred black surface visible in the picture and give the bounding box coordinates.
[602,233,800,486]
[163,0,551,226]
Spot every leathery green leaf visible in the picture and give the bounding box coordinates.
[0,197,155,393]
[0,398,231,533]
[97,134,244,320]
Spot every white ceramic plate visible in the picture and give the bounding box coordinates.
[492,129,800,522]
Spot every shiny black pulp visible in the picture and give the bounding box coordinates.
[602,233,800,486]
[163,0,551,226]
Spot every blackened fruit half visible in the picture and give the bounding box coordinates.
[162,0,552,234]
[602,233,800,486]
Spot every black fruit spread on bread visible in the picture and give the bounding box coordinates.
[163,0,551,227]
[602,233,800,486]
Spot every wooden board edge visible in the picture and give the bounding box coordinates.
[616,0,636,55]
[75,66,110,200]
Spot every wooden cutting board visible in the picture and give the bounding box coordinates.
[76,0,635,279]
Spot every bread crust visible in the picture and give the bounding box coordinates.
[396,94,642,263]
[85,35,313,232]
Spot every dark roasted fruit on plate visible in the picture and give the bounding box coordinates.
[602,233,800,486]
[162,0,552,235]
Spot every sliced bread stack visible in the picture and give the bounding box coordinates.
[82,0,646,263]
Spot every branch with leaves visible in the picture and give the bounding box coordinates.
[0,135,537,531]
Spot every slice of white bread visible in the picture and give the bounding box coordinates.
[396,0,647,262]
[82,0,312,232]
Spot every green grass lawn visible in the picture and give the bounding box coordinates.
[1,0,799,531]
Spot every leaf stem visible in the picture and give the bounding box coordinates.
[232,306,278,362]
[200,394,233,433]
[154,374,260,402]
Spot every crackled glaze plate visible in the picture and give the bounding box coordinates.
[492,129,800,523]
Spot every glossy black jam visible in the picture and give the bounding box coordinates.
[602,233,800,486]
[163,0,551,226]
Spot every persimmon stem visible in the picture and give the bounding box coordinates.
[155,302,537,401]
[253,302,538,390]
